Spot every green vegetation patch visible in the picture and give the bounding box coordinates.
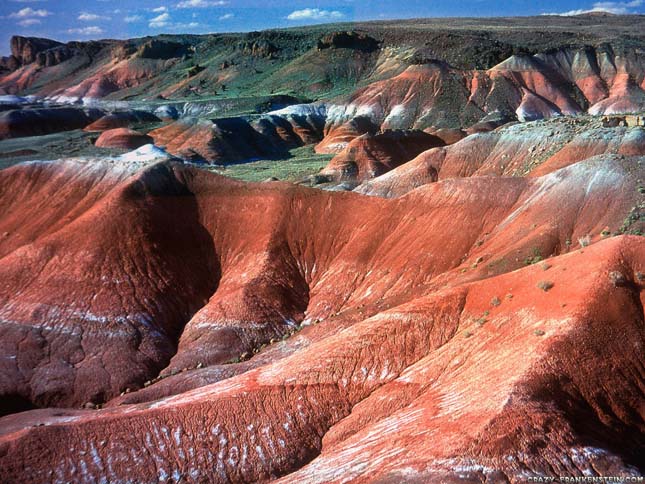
[203,145,333,183]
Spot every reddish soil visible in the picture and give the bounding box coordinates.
[321,130,444,182]
[0,152,642,482]
[356,121,645,196]
[95,128,153,150]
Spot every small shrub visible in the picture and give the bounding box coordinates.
[537,280,554,292]
[524,247,543,265]
[464,330,473,338]
[540,261,551,271]
[608,271,627,287]
[533,329,545,336]
[490,296,501,307]
[578,235,591,247]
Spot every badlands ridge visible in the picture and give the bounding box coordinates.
[0,14,643,484]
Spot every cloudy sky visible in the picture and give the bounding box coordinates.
[1,0,644,55]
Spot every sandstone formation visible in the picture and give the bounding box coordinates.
[6,36,63,68]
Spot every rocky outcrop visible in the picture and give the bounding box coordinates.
[9,36,63,67]
[424,126,467,145]
[0,36,66,72]
[238,38,279,59]
[95,128,153,149]
[0,56,20,73]
[34,46,78,68]
[317,31,380,52]
[137,40,191,60]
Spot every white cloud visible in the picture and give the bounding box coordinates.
[9,7,52,18]
[543,0,643,15]
[18,18,41,26]
[149,12,171,28]
[286,8,344,21]
[78,12,110,21]
[177,0,227,7]
[124,15,143,23]
[9,0,47,3]
[148,11,203,29]
[152,6,168,13]
[67,26,105,35]
[219,13,234,20]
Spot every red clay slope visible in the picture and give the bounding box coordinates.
[356,120,645,197]
[320,129,444,182]
[95,128,153,150]
[0,154,643,482]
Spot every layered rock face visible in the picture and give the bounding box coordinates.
[2,17,645,127]
[324,45,645,135]
[320,130,444,182]
[7,36,63,68]
[355,118,645,197]
[0,149,643,482]
[0,16,644,484]
[149,111,325,163]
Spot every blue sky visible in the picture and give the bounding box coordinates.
[1,0,644,56]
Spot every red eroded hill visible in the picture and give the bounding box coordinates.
[95,128,153,149]
[148,113,324,164]
[320,130,444,182]
[0,107,104,140]
[356,119,645,197]
[324,45,645,135]
[84,111,160,132]
[0,153,643,481]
